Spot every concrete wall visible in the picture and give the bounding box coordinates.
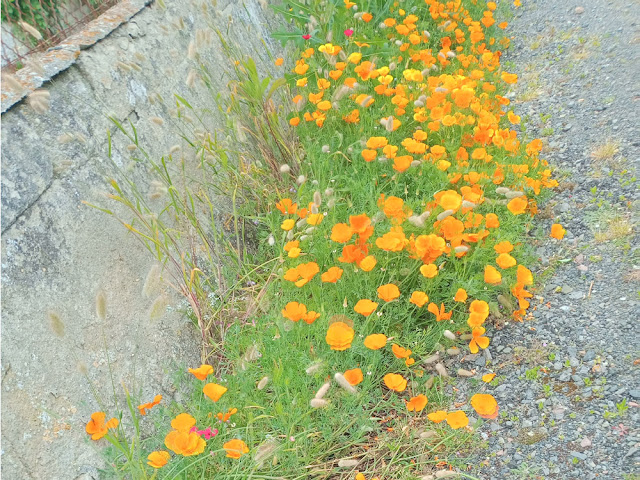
[0,1,282,478]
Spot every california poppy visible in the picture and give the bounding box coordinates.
[203,383,227,402]
[409,291,429,307]
[138,394,162,416]
[377,284,400,302]
[550,223,566,240]
[325,322,355,351]
[363,333,387,350]
[406,394,428,412]
[188,365,214,381]
[383,373,407,392]
[223,439,249,459]
[470,393,499,419]
[86,412,119,440]
[147,451,170,468]
[428,302,452,322]
[354,299,378,316]
[343,368,364,386]
[446,410,469,429]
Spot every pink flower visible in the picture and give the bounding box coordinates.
[190,426,218,439]
[344,29,354,37]
[302,34,311,40]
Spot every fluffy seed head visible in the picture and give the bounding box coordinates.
[48,311,65,338]
[334,373,357,394]
[95,291,107,320]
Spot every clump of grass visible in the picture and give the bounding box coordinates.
[83,0,560,478]
[590,139,620,163]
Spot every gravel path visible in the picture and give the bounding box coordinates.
[470,0,640,478]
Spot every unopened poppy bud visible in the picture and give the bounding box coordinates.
[257,376,269,390]
[436,209,455,221]
[313,191,322,206]
[334,373,357,394]
[315,382,331,399]
[495,187,510,195]
[297,175,306,185]
[279,164,291,174]
[505,191,524,199]
[321,145,330,153]
[462,200,476,209]
[443,330,456,340]
[268,235,275,246]
[310,398,329,408]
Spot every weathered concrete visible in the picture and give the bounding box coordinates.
[1,0,283,478]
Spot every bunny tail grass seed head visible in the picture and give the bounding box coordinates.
[310,398,329,408]
[150,116,164,126]
[143,264,162,297]
[337,459,359,467]
[19,21,42,40]
[95,291,107,320]
[306,361,323,375]
[334,373,357,394]
[314,382,331,399]
[257,376,270,390]
[149,295,168,321]
[48,311,65,338]
[4,74,24,93]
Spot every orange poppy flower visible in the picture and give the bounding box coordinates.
[331,223,353,243]
[276,198,297,215]
[392,344,412,359]
[349,214,372,235]
[363,333,387,350]
[359,255,377,272]
[496,253,517,269]
[366,136,388,149]
[454,288,468,302]
[376,228,407,252]
[420,263,438,278]
[482,373,496,383]
[427,410,448,423]
[485,213,500,228]
[469,326,490,353]
[493,240,513,254]
[343,368,364,386]
[501,71,518,84]
[446,410,469,429]
[216,407,238,422]
[325,322,355,351]
[470,393,499,419]
[321,266,344,283]
[361,12,373,22]
[435,190,462,211]
[203,383,227,402]
[307,213,324,226]
[409,291,429,307]
[406,394,428,412]
[507,196,528,215]
[223,439,249,459]
[484,265,502,284]
[147,451,170,468]
[427,302,452,322]
[354,299,378,316]
[138,394,162,416]
[188,365,214,381]
[377,284,400,302]
[282,301,307,321]
[393,155,413,172]
[281,219,295,231]
[164,429,205,456]
[383,373,407,392]
[86,412,119,440]
[303,310,321,324]
[550,223,566,240]
[516,265,533,285]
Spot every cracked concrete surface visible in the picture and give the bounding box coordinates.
[0,0,283,478]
